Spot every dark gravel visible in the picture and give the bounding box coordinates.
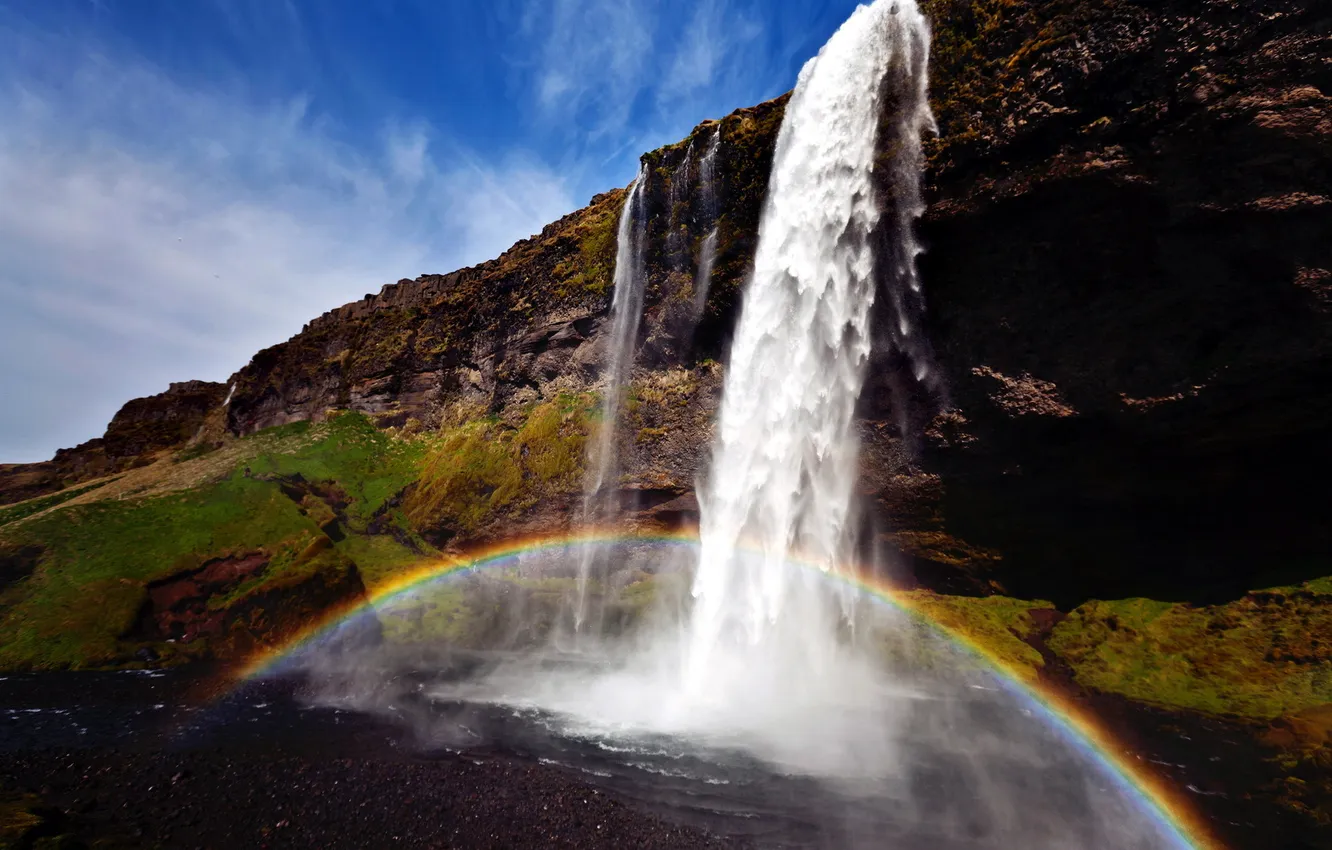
[0,671,740,849]
[2,747,740,849]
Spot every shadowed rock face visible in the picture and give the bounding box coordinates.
[0,545,43,591]
[909,0,1332,604]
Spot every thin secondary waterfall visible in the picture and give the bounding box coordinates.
[693,128,722,318]
[575,166,647,630]
[192,382,235,445]
[684,0,934,686]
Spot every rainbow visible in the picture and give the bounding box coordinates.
[233,530,1223,850]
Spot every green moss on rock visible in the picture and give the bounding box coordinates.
[0,412,422,670]
[899,590,1054,684]
[1049,583,1332,719]
[551,192,625,298]
[405,395,593,538]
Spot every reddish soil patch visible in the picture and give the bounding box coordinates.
[132,553,270,642]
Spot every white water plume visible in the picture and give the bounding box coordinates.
[685,0,932,686]
[492,0,936,776]
[575,167,647,630]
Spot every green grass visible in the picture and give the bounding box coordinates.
[0,474,321,669]
[1049,582,1332,720]
[376,582,472,644]
[404,395,593,538]
[335,531,432,590]
[244,412,426,528]
[0,479,118,529]
[897,591,1054,684]
[0,412,429,670]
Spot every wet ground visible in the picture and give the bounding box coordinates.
[0,667,1321,849]
[0,670,733,849]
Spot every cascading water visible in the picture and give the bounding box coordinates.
[692,128,722,318]
[490,0,936,776]
[684,0,931,688]
[574,167,647,631]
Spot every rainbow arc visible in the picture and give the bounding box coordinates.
[233,530,1222,850]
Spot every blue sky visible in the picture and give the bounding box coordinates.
[0,0,864,462]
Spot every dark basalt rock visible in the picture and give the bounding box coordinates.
[124,547,378,661]
[910,0,1332,604]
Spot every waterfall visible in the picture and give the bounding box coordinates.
[315,7,1215,842]
[191,382,235,446]
[692,128,722,319]
[575,166,648,631]
[684,0,934,687]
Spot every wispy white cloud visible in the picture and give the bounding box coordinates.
[519,0,655,137]
[513,0,773,169]
[442,156,577,263]
[385,124,430,187]
[0,35,574,461]
[659,0,754,111]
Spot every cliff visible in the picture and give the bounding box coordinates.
[214,0,1332,607]
[0,380,228,505]
[0,1,1329,842]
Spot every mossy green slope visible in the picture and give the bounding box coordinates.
[1050,583,1332,720]
[0,413,429,670]
[404,394,594,538]
[899,590,1054,685]
[0,480,119,528]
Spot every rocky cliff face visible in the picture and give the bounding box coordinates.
[0,381,228,506]
[3,0,1328,612]
[211,0,1331,608]
[221,97,788,439]
[914,0,1332,604]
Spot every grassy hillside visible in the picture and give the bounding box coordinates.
[0,413,427,670]
[1,410,1330,779]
